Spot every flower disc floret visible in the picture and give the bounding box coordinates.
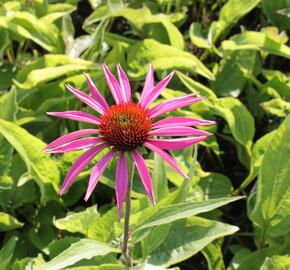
[99,102,152,151]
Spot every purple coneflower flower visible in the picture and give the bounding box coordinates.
[45,64,214,218]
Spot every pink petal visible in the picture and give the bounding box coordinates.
[59,143,107,195]
[132,150,155,204]
[47,111,100,125]
[144,142,187,178]
[149,126,211,137]
[84,149,115,201]
[45,129,99,149]
[139,63,154,106]
[83,73,109,111]
[149,95,204,118]
[102,64,122,104]
[146,137,207,150]
[46,137,103,153]
[115,152,128,219]
[142,71,175,109]
[152,117,216,129]
[66,84,105,115]
[117,64,131,102]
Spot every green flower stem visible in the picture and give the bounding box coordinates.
[122,156,135,268]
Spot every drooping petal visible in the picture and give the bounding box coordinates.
[144,142,187,178]
[146,137,207,150]
[47,111,100,125]
[45,129,99,149]
[59,143,107,195]
[152,117,216,129]
[83,73,109,111]
[84,149,115,201]
[115,152,128,219]
[66,84,105,115]
[149,126,211,137]
[139,63,154,106]
[148,95,204,118]
[46,137,103,153]
[142,71,175,109]
[102,64,122,104]
[117,64,131,102]
[132,150,155,204]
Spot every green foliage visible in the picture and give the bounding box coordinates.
[0,0,289,269]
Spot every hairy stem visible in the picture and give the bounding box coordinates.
[122,158,135,267]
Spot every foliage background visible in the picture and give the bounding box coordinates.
[0,0,290,269]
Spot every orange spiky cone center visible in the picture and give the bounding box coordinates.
[99,102,152,151]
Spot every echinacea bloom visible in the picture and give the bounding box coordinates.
[45,64,214,218]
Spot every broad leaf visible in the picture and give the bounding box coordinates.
[132,196,242,232]
[222,31,290,59]
[127,39,215,80]
[262,0,290,30]
[250,115,290,243]
[54,206,100,236]
[152,152,168,203]
[213,97,255,151]
[0,89,17,176]
[14,55,94,90]
[0,119,60,203]
[34,239,119,270]
[0,236,18,269]
[147,217,238,266]
[0,212,23,231]
[261,255,290,270]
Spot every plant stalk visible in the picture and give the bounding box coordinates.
[122,158,134,268]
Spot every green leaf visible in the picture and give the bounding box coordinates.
[0,63,15,91]
[147,217,238,267]
[14,54,94,90]
[202,241,225,270]
[210,0,260,41]
[87,207,118,242]
[0,119,60,203]
[228,246,252,270]
[41,4,76,24]
[0,11,61,52]
[66,265,128,270]
[141,224,171,257]
[261,255,290,270]
[213,97,255,150]
[82,19,109,61]
[199,173,233,199]
[152,151,168,203]
[85,6,184,49]
[0,236,18,270]
[235,130,275,194]
[0,212,23,231]
[222,31,290,59]
[250,115,290,242]
[83,0,125,28]
[132,196,242,232]
[34,239,119,270]
[261,98,290,117]
[237,247,277,270]
[176,71,217,102]
[277,6,290,18]
[0,89,17,176]
[0,28,9,58]
[189,22,211,49]
[219,0,261,26]
[127,39,215,80]
[54,206,100,236]
[62,14,75,55]
[262,0,290,30]
[212,50,259,96]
